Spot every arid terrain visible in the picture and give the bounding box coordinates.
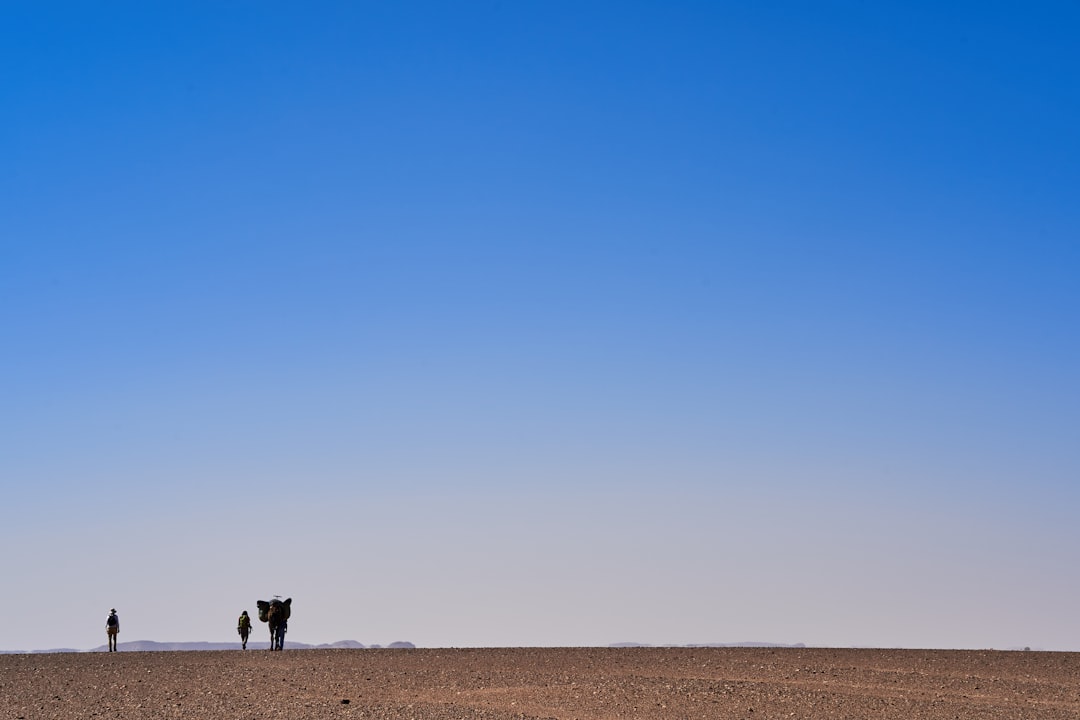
[2,646,1078,719]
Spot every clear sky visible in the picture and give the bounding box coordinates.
[2,1,1078,652]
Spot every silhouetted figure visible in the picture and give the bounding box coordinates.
[106,609,119,651]
[237,610,252,649]
[276,618,287,650]
[257,597,291,651]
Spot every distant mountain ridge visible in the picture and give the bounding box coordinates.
[1,640,415,654]
[610,642,807,648]
[7,640,821,654]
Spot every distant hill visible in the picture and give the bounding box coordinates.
[2,640,415,654]
[610,642,807,649]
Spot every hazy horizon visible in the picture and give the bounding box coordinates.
[4,638,1053,655]
[3,2,1078,653]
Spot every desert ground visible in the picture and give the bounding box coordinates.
[2,646,1078,719]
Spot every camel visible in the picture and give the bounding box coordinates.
[256,597,292,650]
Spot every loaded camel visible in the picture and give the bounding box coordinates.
[256,597,292,650]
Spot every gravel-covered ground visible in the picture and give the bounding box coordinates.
[2,646,1078,719]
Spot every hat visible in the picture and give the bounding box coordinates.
[110,609,116,613]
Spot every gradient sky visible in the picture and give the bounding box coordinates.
[3,1,1079,652]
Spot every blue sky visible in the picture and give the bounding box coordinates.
[2,1,1079,651]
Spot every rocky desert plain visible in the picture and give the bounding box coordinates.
[2,646,1079,719]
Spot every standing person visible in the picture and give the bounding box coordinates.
[275,617,287,651]
[105,609,119,651]
[237,610,252,650]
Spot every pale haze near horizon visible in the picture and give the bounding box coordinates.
[2,2,1078,653]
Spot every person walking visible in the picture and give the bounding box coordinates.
[275,617,287,651]
[237,610,252,650]
[105,609,119,651]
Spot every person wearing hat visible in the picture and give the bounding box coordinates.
[105,609,119,651]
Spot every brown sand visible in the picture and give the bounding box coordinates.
[2,646,1078,719]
